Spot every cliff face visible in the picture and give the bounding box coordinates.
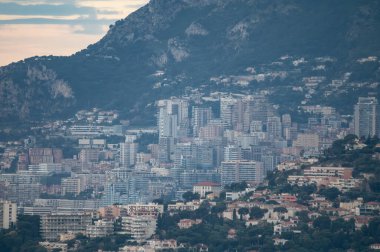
[1,0,380,122]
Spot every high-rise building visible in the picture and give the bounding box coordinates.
[0,201,17,229]
[267,116,282,139]
[120,142,138,168]
[221,160,264,186]
[174,142,196,170]
[158,137,174,163]
[61,178,82,196]
[354,97,380,138]
[157,98,189,139]
[192,107,212,136]
[224,145,242,161]
[158,107,178,138]
[220,97,238,130]
[79,148,100,163]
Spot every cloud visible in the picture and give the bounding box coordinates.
[0,2,97,16]
[0,2,112,34]
[0,0,148,33]
[0,0,149,66]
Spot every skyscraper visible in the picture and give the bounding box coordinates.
[220,96,238,130]
[192,106,212,136]
[354,97,380,138]
[120,142,138,168]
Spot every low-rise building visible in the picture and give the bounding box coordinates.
[168,201,200,212]
[122,216,156,241]
[121,203,164,217]
[86,219,114,238]
[370,243,380,250]
[40,213,92,241]
[193,182,221,198]
[178,219,202,229]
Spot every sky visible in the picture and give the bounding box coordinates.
[0,0,149,66]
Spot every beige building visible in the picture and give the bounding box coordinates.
[61,178,82,196]
[121,203,164,217]
[0,200,17,229]
[304,166,353,179]
[193,182,221,198]
[293,133,319,148]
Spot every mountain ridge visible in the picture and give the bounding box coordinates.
[1,0,380,123]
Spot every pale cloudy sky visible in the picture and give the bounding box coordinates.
[0,0,149,66]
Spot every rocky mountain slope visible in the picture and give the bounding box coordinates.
[1,0,380,123]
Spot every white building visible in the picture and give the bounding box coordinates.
[193,182,221,198]
[354,97,380,137]
[122,216,156,241]
[221,160,264,185]
[86,220,114,238]
[120,142,138,168]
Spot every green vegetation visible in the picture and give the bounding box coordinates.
[71,234,133,252]
[0,215,46,252]
[224,182,248,192]
[182,191,200,202]
[277,217,380,252]
[157,202,275,251]
[157,199,380,252]
[321,135,380,201]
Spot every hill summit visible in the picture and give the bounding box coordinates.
[1,0,380,122]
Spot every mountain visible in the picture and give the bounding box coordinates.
[1,0,380,124]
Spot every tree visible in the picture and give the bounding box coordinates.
[225,182,248,192]
[266,200,279,205]
[182,191,200,202]
[319,187,341,201]
[250,207,265,219]
[219,191,226,200]
[238,207,249,220]
[233,209,238,221]
[274,207,288,213]
[211,202,227,215]
[313,215,331,230]
[295,211,310,223]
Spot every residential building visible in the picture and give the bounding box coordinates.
[221,160,264,185]
[121,203,164,217]
[86,220,114,238]
[193,182,221,198]
[354,97,380,137]
[122,216,156,241]
[61,178,82,196]
[40,213,92,241]
[0,200,17,229]
[120,142,138,168]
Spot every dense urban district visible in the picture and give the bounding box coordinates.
[1,92,380,252]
